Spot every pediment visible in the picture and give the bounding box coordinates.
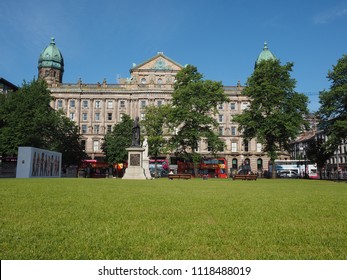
[131,53,183,72]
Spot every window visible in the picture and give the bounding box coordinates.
[140,113,145,120]
[107,113,112,121]
[120,100,125,108]
[69,112,75,121]
[230,102,236,110]
[140,100,146,108]
[141,78,146,84]
[231,142,237,152]
[107,125,112,133]
[82,100,89,108]
[93,140,99,152]
[219,126,224,136]
[70,100,75,108]
[218,114,223,123]
[57,99,63,109]
[81,125,88,134]
[218,103,224,110]
[95,113,100,121]
[81,140,86,151]
[107,100,113,109]
[82,113,88,121]
[241,102,250,111]
[94,125,100,134]
[232,158,238,169]
[95,100,101,108]
[157,100,163,107]
[231,126,237,136]
[157,78,162,85]
[244,140,249,152]
[256,143,262,152]
[257,158,263,171]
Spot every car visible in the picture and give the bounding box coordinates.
[277,170,298,178]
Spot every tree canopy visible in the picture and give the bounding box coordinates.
[233,59,308,177]
[318,54,347,151]
[168,65,229,173]
[0,79,86,166]
[141,105,169,155]
[141,104,169,176]
[102,114,133,164]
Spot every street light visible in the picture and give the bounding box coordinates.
[299,143,307,178]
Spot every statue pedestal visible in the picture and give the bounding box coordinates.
[122,147,146,180]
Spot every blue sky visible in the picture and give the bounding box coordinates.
[1,0,347,111]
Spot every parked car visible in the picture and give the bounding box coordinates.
[277,170,298,178]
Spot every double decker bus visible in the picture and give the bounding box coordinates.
[177,157,228,178]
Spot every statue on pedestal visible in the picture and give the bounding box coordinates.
[143,136,149,159]
[142,136,151,179]
[123,116,146,180]
[131,117,140,147]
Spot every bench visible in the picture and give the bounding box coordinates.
[168,174,192,180]
[233,174,257,180]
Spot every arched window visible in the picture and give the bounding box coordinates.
[257,158,263,171]
[232,158,238,170]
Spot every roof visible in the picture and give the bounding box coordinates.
[0,77,18,91]
[256,42,276,65]
[38,37,64,71]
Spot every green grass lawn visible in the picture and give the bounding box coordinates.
[0,178,346,260]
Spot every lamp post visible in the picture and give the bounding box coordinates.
[336,148,340,180]
[299,143,307,178]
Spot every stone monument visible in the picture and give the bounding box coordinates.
[142,136,152,179]
[122,117,147,180]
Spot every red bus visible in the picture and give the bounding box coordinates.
[177,157,228,178]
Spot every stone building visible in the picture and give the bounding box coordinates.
[38,39,279,174]
[0,77,18,93]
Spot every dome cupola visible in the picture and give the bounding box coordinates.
[255,42,276,66]
[38,37,64,84]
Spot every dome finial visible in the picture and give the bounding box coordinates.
[50,37,55,45]
[263,41,268,50]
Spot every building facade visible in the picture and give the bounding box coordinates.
[0,77,18,93]
[38,39,280,174]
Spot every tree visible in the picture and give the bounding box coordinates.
[0,79,86,165]
[47,110,87,166]
[305,137,334,179]
[233,59,309,178]
[102,114,133,167]
[168,65,229,176]
[318,54,347,152]
[141,104,169,177]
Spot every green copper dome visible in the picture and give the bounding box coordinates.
[38,37,64,71]
[256,42,276,65]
